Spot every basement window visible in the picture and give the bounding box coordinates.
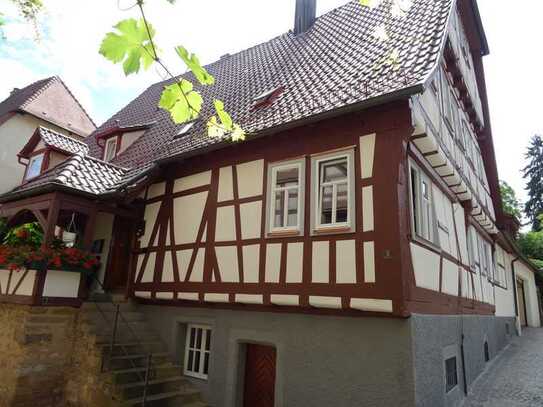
[445,356,458,393]
[184,324,212,380]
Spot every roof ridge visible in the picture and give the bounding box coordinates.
[83,154,130,172]
[53,154,86,184]
[38,126,89,146]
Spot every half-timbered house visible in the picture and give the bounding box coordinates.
[0,1,540,406]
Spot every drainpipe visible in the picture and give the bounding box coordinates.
[511,257,521,335]
[460,333,468,396]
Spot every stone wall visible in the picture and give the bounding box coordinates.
[410,314,517,407]
[0,304,115,407]
[140,304,416,407]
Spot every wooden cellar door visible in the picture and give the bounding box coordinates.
[104,216,133,291]
[243,344,277,407]
[517,278,528,327]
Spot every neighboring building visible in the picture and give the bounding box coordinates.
[0,76,96,192]
[0,1,540,406]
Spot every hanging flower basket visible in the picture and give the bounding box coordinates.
[0,245,100,274]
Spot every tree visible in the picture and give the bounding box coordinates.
[500,180,522,219]
[523,135,543,230]
[1,0,43,38]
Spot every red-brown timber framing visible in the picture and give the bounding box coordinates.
[128,98,493,319]
[131,102,411,316]
[0,191,98,306]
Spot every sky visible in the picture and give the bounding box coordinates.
[0,0,542,208]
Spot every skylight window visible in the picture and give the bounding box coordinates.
[175,121,196,137]
[253,86,284,108]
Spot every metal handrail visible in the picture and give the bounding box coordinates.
[88,275,157,406]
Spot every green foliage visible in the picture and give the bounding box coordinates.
[0,218,7,241]
[99,18,156,76]
[11,0,43,22]
[500,180,522,219]
[3,222,43,249]
[530,258,543,271]
[359,0,384,8]
[523,135,543,230]
[99,2,244,138]
[518,231,543,263]
[159,80,203,124]
[207,99,246,142]
[175,46,215,86]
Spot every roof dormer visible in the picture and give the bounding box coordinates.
[18,126,89,182]
[95,122,154,162]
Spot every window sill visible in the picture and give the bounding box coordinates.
[267,230,301,238]
[184,372,208,381]
[313,226,352,235]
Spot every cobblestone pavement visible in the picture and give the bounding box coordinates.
[462,328,543,407]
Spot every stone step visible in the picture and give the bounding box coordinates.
[81,311,147,323]
[26,314,74,324]
[87,320,152,334]
[110,364,182,385]
[123,389,201,407]
[94,331,161,344]
[111,364,182,376]
[110,352,170,361]
[81,302,136,312]
[100,342,166,357]
[109,364,181,386]
[107,353,171,370]
[118,376,187,390]
[117,376,194,400]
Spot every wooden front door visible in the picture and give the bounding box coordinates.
[517,278,528,327]
[104,217,133,290]
[244,344,276,407]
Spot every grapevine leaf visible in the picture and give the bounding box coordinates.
[175,45,215,86]
[372,24,389,42]
[207,116,226,139]
[360,0,384,8]
[159,79,203,124]
[231,124,246,142]
[213,99,233,129]
[391,0,413,18]
[99,18,157,76]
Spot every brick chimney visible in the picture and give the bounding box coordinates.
[294,0,317,35]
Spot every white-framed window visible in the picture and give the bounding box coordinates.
[495,246,507,288]
[26,153,44,180]
[467,227,480,274]
[269,162,303,232]
[479,238,491,277]
[409,163,437,244]
[184,324,212,380]
[104,136,118,162]
[315,154,351,229]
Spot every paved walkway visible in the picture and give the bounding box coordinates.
[462,328,543,407]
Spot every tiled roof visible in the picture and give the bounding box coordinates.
[2,0,453,202]
[0,76,96,137]
[8,154,131,197]
[39,127,89,155]
[0,77,57,119]
[87,0,452,170]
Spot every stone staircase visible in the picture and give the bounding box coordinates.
[80,295,208,407]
